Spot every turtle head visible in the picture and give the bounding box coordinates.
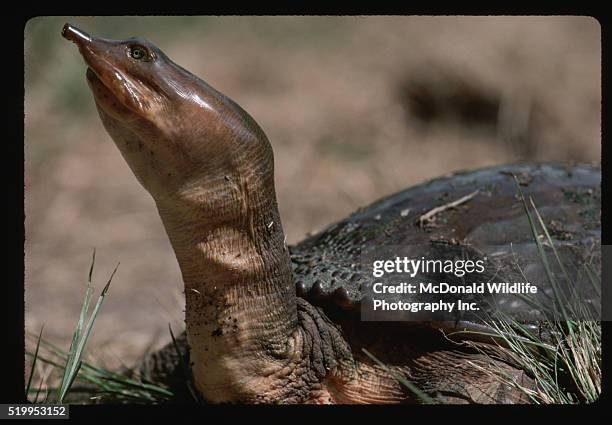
[62,23,274,206]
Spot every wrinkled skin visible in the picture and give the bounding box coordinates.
[62,24,598,404]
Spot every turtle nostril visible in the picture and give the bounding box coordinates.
[62,23,92,44]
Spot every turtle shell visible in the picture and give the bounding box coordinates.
[289,162,601,341]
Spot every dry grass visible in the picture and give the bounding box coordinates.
[458,192,601,404]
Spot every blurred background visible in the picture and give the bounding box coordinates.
[25,16,600,376]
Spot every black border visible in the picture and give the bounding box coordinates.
[9,6,610,419]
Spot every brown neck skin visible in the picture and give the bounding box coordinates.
[155,154,310,402]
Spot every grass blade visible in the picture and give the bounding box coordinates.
[362,348,434,404]
[58,262,118,403]
[514,179,570,323]
[58,250,97,400]
[169,324,198,402]
[26,325,44,400]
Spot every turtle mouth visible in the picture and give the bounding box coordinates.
[85,66,109,95]
[63,24,118,100]
[85,66,112,101]
[84,60,133,119]
[86,66,100,84]
[64,23,146,121]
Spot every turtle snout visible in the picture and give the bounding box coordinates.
[62,23,92,45]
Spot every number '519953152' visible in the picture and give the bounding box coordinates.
[2,405,68,419]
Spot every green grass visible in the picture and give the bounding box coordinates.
[26,250,175,404]
[25,337,174,404]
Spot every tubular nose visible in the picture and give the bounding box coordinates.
[62,23,92,44]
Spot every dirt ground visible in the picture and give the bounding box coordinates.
[24,16,600,380]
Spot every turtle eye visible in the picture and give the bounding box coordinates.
[129,45,150,61]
